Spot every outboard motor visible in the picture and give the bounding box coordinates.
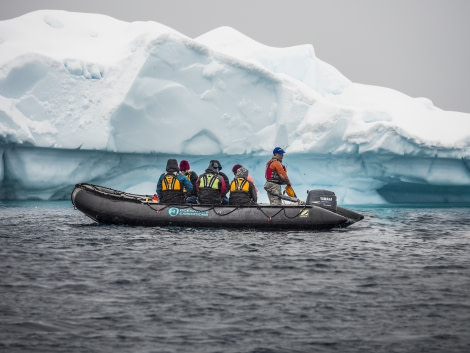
[306,189,337,212]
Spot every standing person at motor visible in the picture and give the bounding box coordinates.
[264,147,292,205]
[196,160,227,204]
[232,163,259,194]
[179,160,198,203]
[156,159,193,204]
[229,167,257,205]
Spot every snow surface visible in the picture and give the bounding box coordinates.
[1,10,469,203]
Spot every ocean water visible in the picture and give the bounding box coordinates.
[1,201,469,353]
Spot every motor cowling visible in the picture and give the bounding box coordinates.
[306,189,337,212]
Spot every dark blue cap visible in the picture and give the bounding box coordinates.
[273,147,285,155]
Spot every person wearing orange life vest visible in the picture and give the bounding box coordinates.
[156,159,193,204]
[229,167,257,205]
[232,164,258,194]
[264,147,292,205]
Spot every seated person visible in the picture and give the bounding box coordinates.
[208,160,230,203]
[232,163,258,194]
[156,159,193,204]
[179,160,198,203]
[229,167,257,205]
[196,161,227,204]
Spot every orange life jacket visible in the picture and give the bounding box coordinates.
[230,177,250,193]
[161,174,182,191]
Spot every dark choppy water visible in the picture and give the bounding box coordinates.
[1,201,470,353]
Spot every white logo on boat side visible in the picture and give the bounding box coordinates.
[168,207,180,216]
[168,207,209,217]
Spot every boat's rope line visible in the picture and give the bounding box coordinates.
[144,203,240,216]
[142,202,308,220]
[81,183,309,221]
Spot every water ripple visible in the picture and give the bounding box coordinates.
[1,203,470,352]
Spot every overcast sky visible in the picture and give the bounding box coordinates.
[1,0,469,113]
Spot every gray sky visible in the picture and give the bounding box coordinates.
[1,0,469,113]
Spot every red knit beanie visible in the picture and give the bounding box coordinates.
[232,164,243,174]
[179,160,190,171]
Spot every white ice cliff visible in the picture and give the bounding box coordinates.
[1,10,469,203]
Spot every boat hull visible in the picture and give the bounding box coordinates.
[71,183,363,230]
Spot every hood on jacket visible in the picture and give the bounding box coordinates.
[209,160,222,171]
[166,159,179,173]
[235,167,248,178]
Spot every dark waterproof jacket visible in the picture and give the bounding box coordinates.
[183,170,198,197]
[229,177,257,205]
[196,167,227,204]
[218,171,230,198]
[157,172,193,204]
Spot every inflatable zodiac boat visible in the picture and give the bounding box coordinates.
[71,183,364,230]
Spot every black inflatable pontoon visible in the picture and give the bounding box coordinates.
[71,183,364,230]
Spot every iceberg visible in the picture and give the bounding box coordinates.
[1,10,469,204]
